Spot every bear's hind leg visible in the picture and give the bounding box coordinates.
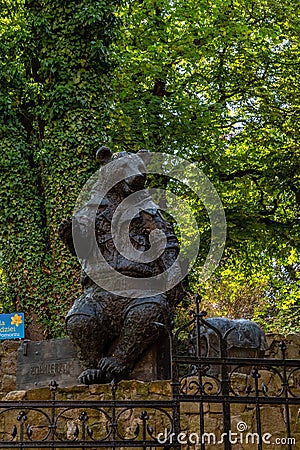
[98,299,170,381]
[66,314,107,384]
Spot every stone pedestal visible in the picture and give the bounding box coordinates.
[129,334,171,381]
[16,336,171,390]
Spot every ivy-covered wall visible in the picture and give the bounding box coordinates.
[0,0,119,337]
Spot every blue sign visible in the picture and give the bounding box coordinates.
[0,313,25,340]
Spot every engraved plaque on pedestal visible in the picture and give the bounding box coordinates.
[16,338,82,390]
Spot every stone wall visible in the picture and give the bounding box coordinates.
[265,333,300,359]
[1,377,299,450]
[0,333,299,395]
[0,340,19,395]
[0,335,299,448]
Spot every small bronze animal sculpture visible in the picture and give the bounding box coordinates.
[58,147,184,384]
[189,317,268,375]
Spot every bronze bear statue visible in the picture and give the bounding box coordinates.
[58,147,184,384]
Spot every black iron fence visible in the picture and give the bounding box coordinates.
[1,297,299,449]
[0,385,177,448]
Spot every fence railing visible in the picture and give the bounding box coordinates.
[0,297,299,449]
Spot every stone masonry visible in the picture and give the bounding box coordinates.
[0,334,299,450]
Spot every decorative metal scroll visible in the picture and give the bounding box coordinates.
[0,380,177,448]
[170,295,300,450]
[0,295,299,449]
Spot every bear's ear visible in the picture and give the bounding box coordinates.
[96,146,112,165]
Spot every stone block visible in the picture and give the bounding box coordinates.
[1,375,16,393]
[26,387,52,400]
[112,336,171,382]
[202,402,209,414]
[293,407,300,433]
[203,416,222,436]
[1,341,20,353]
[230,373,248,395]
[265,333,284,358]
[286,334,300,359]
[180,401,200,414]
[231,403,246,414]
[148,380,171,397]
[3,390,27,400]
[260,406,285,434]
[56,385,90,401]
[240,410,255,429]
[88,383,112,396]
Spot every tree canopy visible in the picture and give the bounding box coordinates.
[108,0,300,332]
[0,0,299,336]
